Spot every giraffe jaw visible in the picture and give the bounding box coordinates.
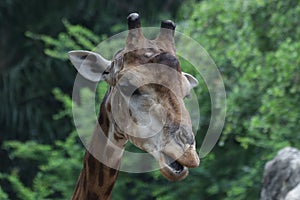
[158,153,189,181]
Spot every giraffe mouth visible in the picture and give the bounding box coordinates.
[159,153,189,181]
[165,154,184,173]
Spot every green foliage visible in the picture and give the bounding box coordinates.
[2,132,83,200]
[183,0,300,199]
[0,184,9,200]
[1,90,84,200]
[0,173,35,200]
[26,20,103,60]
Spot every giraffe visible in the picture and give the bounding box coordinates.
[68,13,200,200]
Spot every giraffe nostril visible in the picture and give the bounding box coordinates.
[179,127,195,145]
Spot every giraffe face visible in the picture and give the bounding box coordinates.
[109,48,199,181]
[68,13,200,181]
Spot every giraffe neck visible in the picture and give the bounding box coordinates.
[71,91,127,200]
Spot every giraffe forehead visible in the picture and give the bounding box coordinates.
[119,41,176,63]
[118,50,180,77]
[122,48,160,65]
[118,65,182,87]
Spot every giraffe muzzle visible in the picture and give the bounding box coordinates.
[176,146,200,168]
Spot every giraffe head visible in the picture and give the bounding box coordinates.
[68,13,200,181]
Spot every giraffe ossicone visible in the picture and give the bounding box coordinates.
[69,13,200,199]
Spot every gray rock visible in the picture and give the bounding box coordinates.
[260,147,300,200]
[285,183,300,200]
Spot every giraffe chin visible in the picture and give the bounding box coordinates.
[158,154,189,181]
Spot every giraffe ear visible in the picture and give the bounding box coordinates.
[182,72,198,89]
[68,50,112,82]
